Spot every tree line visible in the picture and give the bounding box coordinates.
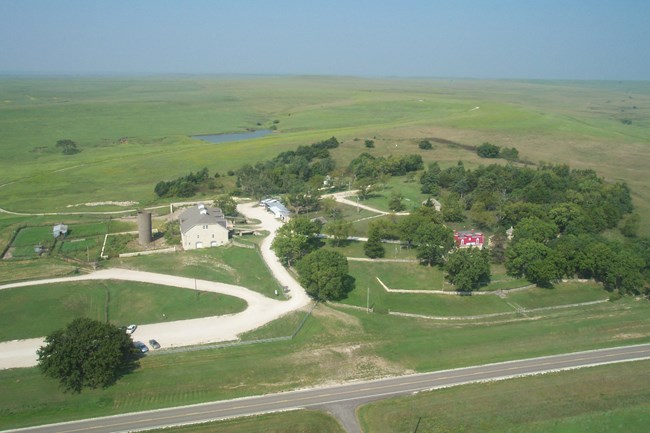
[420,161,633,234]
[154,167,210,198]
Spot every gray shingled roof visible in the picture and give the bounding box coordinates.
[179,205,228,234]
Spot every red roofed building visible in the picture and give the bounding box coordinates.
[454,230,484,249]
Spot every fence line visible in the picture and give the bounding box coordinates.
[118,247,176,258]
[156,301,317,355]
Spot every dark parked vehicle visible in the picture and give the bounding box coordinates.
[133,341,148,353]
[148,339,161,349]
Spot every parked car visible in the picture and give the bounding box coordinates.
[148,339,161,349]
[133,341,148,353]
[125,324,137,334]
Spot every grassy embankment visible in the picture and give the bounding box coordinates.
[147,410,346,433]
[358,359,650,433]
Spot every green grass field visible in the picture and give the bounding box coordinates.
[147,410,346,433]
[1,77,648,235]
[1,76,649,430]
[112,244,282,298]
[0,280,246,341]
[1,300,649,430]
[358,360,650,433]
[324,239,419,260]
[344,260,609,317]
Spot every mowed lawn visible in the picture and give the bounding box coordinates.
[113,243,282,298]
[345,261,613,317]
[0,280,246,341]
[346,261,513,316]
[506,281,609,309]
[358,360,650,433]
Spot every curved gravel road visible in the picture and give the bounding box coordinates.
[0,202,311,370]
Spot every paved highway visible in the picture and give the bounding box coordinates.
[5,343,650,433]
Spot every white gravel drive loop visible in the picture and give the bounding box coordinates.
[0,202,310,370]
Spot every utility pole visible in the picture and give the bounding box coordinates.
[366,286,370,313]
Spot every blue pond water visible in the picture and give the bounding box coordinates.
[192,129,273,144]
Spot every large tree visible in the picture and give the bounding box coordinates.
[445,247,491,291]
[56,139,80,155]
[505,239,559,287]
[323,219,352,247]
[271,217,321,266]
[297,249,354,300]
[37,318,138,393]
[214,195,238,216]
[414,221,455,267]
[364,225,385,258]
[514,217,558,244]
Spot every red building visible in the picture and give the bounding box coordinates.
[454,230,484,248]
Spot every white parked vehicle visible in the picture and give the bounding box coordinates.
[125,324,137,334]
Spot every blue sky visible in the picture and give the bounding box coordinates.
[1,0,648,79]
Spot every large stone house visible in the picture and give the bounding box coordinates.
[179,204,230,250]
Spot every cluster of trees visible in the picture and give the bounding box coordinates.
[476,142,519,160]
[419,162,633,234]
[271,216,353,300]
[154,167,210,198]
[364,207,455,266]
[348,153,423,180]
[235,137,339,198]
[505,220,647,292]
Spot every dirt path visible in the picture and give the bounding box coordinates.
[321,190,410,216]
[0,202,311,370]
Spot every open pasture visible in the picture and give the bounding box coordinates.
[1,77,649,235]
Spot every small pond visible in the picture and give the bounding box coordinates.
[192,129,273,144]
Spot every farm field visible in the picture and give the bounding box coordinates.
[0,280,246,341]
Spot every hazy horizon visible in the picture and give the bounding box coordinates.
[2,0,649,80]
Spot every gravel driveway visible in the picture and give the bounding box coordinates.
[0,201,311,370]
